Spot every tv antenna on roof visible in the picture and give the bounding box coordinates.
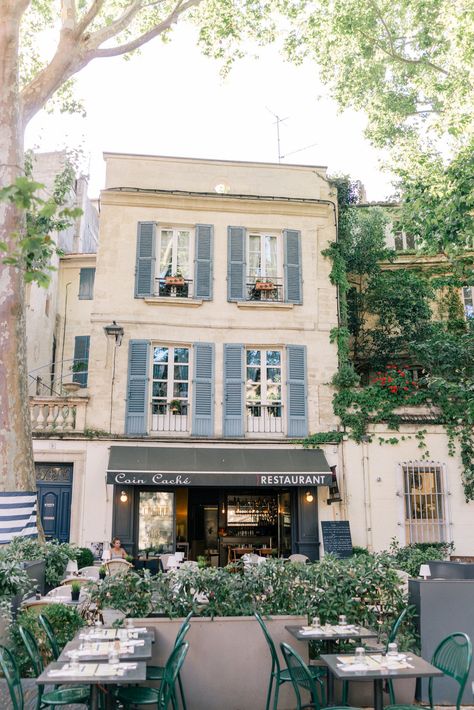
[266,107,318,163]
[266,107,289,163]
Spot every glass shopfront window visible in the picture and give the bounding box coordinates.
[138,491,175,552]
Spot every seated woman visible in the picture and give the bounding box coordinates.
[110,537,127,559]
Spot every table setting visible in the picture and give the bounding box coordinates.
[286,615,378,643]
[46,661,137,677]
[59,636,152,662]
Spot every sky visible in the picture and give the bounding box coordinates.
[25,24,394,201]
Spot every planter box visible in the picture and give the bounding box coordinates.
[165,276,185,286]
[410,579,474,704]
[255,281,275,291]
[101,608,126,625]
[134,614,308,710]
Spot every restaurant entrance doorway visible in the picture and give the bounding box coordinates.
[186,487,292,565]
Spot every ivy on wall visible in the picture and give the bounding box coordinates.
[317,175,474,501]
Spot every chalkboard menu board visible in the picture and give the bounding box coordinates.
[321,521,353,558]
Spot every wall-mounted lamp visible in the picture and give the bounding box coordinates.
[104,320,124,346]
[305,491,314,503]
[120,490,128,503]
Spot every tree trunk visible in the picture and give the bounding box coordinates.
[0,3,36,493]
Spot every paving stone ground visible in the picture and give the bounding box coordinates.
[0,678,85,709]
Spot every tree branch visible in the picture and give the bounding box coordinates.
[84,0,143,49]
[19,0,202,126]
[86,0,201,59]
[356,27,449,76]
[76,0,106,35]
[60,0,77,31]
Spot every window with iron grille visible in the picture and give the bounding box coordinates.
[462,286,474,319]
[402,462,449,544]
[393,232,416,251]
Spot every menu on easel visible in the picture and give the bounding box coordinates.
[321,521,353,558]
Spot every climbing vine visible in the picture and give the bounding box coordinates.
[321,175,474,501]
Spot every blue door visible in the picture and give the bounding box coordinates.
[35,464,73,543]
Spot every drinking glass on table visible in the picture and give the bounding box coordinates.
[387,642,398,658]
[68,650,80,670]
[108,648,119,665]
[355,647,367,665]
[311,616,321,629]
[339,614,347,626]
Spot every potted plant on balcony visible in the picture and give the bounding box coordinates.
[255,278,275,291]
[165,270,185,286]
[169,399,183,415]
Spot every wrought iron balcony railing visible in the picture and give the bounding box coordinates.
[245,277,284,303]
[154,278,193,299]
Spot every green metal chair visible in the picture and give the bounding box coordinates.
[385,632,472,710]
[146,611,192,710]
[281,641,362,710]
[116,640,189,709]
[342,608,410,705]
[0,645,24,710]
[37,614,61,661]
[255,612,326,710]
[18,626,90,710]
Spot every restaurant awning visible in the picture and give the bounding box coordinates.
[106,446,332,487]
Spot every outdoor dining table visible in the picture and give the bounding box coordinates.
[286,624,378,702]
[58,636,153,662]
[320,652,444,710]
[79,625,156,643]
[36,660,146,710]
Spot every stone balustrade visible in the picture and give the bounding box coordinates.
[29,396,89,433]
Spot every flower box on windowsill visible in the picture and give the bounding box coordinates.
[165,276,185,286]
[255,281,275,291]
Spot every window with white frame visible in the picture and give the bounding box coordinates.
[402,462,448,543]
[462,286,474,319]
[156,228,193,297]
[151,346,190,431]
[248,233,280,280]
[246,349,283,432]
[247,232,283,301]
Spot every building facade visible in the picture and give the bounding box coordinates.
[29,154,473,559]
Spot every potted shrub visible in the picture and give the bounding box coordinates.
[169,399,183,414]
[255,279,275,291]
[99,565,107,580]
[70,581,81,601]
[165,272,185,286]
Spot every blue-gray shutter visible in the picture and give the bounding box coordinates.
[78,268,95,300]
[125,340,149,435]
[284,229,302,303]
[227,227,246,301]
[223,344,245,437]
[135,222,156,297]
[192,343,214,436]
[72,335,90,387]
[194,225,213,300]
[286,345,308,436]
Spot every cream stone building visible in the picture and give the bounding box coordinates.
[29,154,473,560]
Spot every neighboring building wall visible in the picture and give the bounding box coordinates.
[341,427,473,556]
[25,152,69,387]
[55,254,97,391]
